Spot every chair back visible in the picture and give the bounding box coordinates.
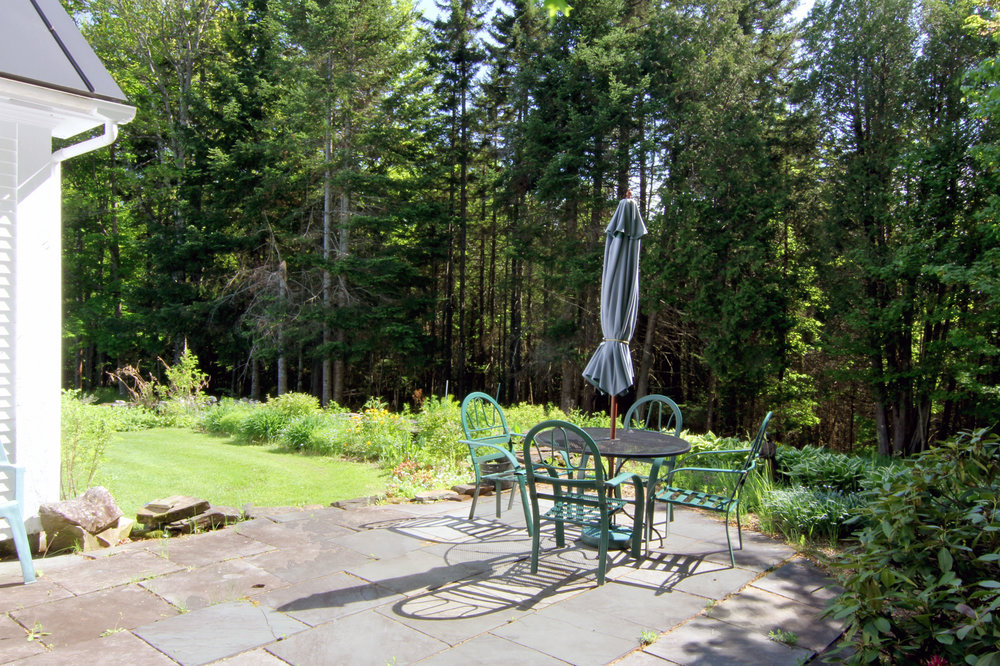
[742,411,773,474]
[524,420,605,494]
[624,394,682,436]
[461,392,513,446]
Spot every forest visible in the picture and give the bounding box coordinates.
[60,0,999,456]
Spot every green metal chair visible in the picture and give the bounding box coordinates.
[624,394,682,436]
[460,392,532,533]
[623,394,683,541]
[648,411,773,567]
[0,445,36,584]
[523,420,644,585]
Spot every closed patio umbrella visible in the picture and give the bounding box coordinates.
[582,193,647,439]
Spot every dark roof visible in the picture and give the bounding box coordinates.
[0,0,127,103]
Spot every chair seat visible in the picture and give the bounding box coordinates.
[542,496,628,525]
[655,485,736,513]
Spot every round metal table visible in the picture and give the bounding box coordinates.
[543,427,691,549]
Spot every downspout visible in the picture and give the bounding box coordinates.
[51,120,118,164]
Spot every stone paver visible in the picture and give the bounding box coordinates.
[15,628,178,665]
[0,503,844,665]
[9,584,178,649]
[642,615,813,665]
[258,571,401,626]
[706,584,843,652]
[139,558,289,611]
[265,607,448,665]
[40,549,183,595]
[134,600,308,666]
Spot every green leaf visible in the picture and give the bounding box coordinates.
[938,547,954,572]
[872,617,891,633]
[980,581,1000,589]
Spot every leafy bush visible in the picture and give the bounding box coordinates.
[825,428,1000,665]
[108,404,167,431]
[343,398,415,467]
[238,407,289,444]
[775,445,893,493]
[279,411,350,454]
[60,391,116,499]
[766,485,865,542]
[198,398,257,436]
[265,392,320,418]
[414,395,464,463]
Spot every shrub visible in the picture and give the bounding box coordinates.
[198,398,257,436]
[279,411,349,454]
[343,398,414,466]
[775,445,892,493]
[60,391,116,499]
[766,485,865,542]
[414,395,463,463]
[238,407,289,444]
[825,428,1000,665]
[266,392,320,418]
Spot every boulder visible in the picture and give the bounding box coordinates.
[164,505,242,534]
[412,490,465,503]
[39,486,124,546]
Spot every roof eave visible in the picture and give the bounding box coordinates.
[0,75,135,139]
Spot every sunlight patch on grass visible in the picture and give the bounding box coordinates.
[93,428,387,517]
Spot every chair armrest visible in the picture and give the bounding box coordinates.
[0,462,26,508]
[605,471,643,488]
[682,448,751,460]
[666,465,744,479]
[461,440,522,469]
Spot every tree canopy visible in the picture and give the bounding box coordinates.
[62,0,1000,453]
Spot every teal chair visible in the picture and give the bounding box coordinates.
[460,392,532,533]
[624,394,682,436]
[623,394,683,540]
[649,411,773,567]
[523,420,644,585]
[0,446,36,584]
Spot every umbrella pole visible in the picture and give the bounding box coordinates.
[610,395,618,440]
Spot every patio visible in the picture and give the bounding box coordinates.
[0,497,844,665]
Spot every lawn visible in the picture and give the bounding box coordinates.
[93,428,388,517]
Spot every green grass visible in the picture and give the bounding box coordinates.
[93,428,388,517]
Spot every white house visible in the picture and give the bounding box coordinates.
[0,0,134,541]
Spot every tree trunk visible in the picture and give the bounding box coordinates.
[635,309,659,400]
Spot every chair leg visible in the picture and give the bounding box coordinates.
[724,507,735,568]
[597,519,609,586]
[494,478,503,518]
[736,505,743,551]
[6,514,36,584]
[517,478,532,536]
[468,481,481,521]
[530,518,541,575]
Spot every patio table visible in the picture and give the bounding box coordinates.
[531,427,690,548]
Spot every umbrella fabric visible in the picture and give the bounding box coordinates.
[582,198,648,397]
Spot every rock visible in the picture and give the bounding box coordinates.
[163,505,243,535]
[95,516,134,548]
[38,486,124,551]
[43,524,100,554]
[137,495,210,527]
[451,484,477,497]
[412,490,465,503]
[330,496,383,510]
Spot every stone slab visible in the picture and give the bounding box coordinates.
[143,528,274,569]
[14,629,177,665]
[0,577,74,613]
[538,578,708,635]
[327,527,432,560]
[622,555,758,599]
[643,615,813,665]
[9,584,178,649]
[265,608,448,665]
[139,558,289,611]
[0,613,49,662]
[376,579,535,646]
[416,633,567,665]
[701,531,797,572]
[493,612,640,665]
[706,585,844,652]
[134,600,308,666]
[233,516,356,547]
[244,543,375,583]
[345,549,486,595]
[750,558,842,609]
[210,647,291,665]
[41,549,184,596]
[137,496,210,527]
[614,650,675,665]
[317,505,416,530]
[259,571,402,626]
